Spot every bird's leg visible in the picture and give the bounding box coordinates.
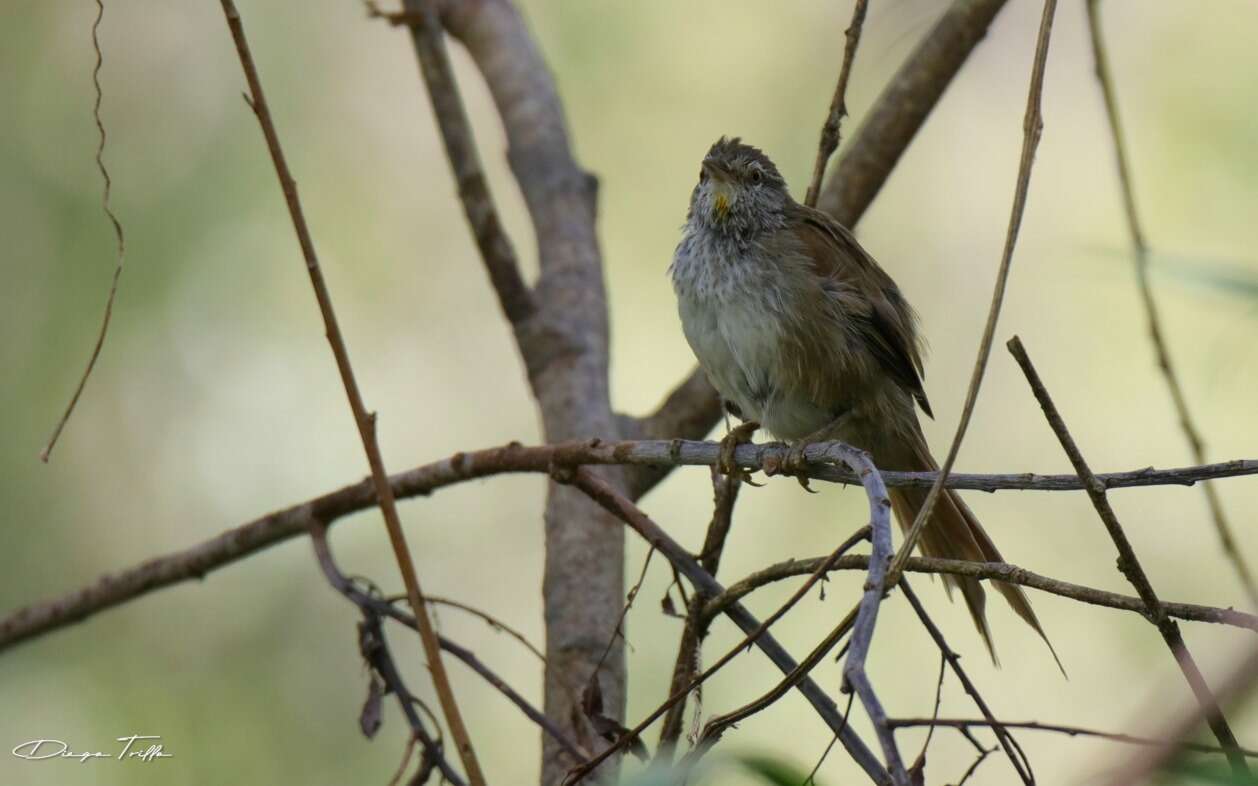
[717,419,762,486]
[766,412,851,493]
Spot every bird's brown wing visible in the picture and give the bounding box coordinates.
[788,202,933,418]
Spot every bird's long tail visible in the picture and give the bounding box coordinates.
[879,433,1063,672]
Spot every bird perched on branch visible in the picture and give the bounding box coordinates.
[669,136,1057,664]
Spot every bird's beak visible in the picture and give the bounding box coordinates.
[702,160,735,220]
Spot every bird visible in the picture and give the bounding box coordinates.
[669,136,1057,664]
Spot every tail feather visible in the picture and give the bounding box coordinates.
[881,436,1064,674]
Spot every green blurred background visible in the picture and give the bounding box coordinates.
[2,1,1256,784]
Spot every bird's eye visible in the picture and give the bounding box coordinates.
[699,167,708,182]
[750,169,763,185]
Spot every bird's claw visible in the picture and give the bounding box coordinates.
[718,420,761,485]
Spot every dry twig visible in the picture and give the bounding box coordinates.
[1084,0,1255,607]
[40,0,127,463]
[891,0,1059,579]
[1008,335,1247,776]
[901,579,1033,785]
[216,2,484,781]
[563,465,887,785]
[804,0,870,208]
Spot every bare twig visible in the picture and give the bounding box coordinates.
[5,438,1255,652]
[657,465,743,755]
[901,578,1033,785]
[806,693,855,786]
[215,2,484,782]
[804,0,870,208]
[913,653,948,772]
[388,734,419,786]
[889,718,1258,759]
[1008,335,1247,776]
[40,0,126,463]
[891,0,1058,580]
[315,524,589,763]
[708,552,1258,633]
[1084,0,1255,607]
[1110,645,1258,785]
[563,466,887,785]
[817,0,1013,224]
[310,525,468,786]
[384,0,534,325]
[955,744,997,786]
[420,595,545,663]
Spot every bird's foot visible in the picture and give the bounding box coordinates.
[717,420,762,486]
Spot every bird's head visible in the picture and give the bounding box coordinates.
[687,137,790,240]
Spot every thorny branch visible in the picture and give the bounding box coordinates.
[1084,0,1256,607]
[40,0,127,463]
[216,2,485,782]
[1008,336,1248,776]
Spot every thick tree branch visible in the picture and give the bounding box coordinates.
[1009,336,1248,776]
[3,439,1254,652]
[393,1,627,780]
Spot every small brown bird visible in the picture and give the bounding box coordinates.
[670,137,1055,663]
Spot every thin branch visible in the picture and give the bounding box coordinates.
[838,446,909,785]
[422,595,545,663]
[1110,645,1258,786]
[4,438,1255,652]
[380,0,535,325]
[804,0,870,208]
[708,553,1258,633]
[891,0,1058,581]
[955,744,996,786]
[1008,335,1248,776]
[657,465,743,755]
[40,0,126,463]
[563,465,887,785]
[889,718,1258,759]
[315,524,589,763]
[310,525,468,786]
[901,578,1034,785]
[1084,0,1255,607]
[215,2,484,782]
[817,0,1013,224]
